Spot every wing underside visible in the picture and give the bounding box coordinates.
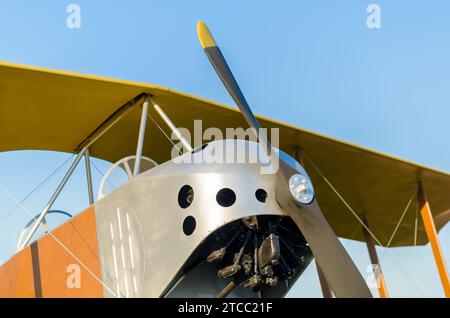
[1,61,449,247]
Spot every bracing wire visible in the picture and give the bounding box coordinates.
[91,160,117,191]
[147,114,183,155]
[302,152,384,247]
[0,154,75,225]
[0,180,120,297]
[302,151,427,297]
[386,187,418,247]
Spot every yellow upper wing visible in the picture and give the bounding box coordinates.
[1,61,449,247]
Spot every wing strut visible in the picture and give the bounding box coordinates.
[418,183,450,298]
[18,148,87,250]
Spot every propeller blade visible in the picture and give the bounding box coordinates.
[276,163,373,297]
[197,21,271,151]
[197,21,372,298]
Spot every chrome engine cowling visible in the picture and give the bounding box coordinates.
[94,140,313,298]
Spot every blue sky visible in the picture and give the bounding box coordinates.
[0,0,449,297]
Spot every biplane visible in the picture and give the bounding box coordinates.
[0,21,449,298]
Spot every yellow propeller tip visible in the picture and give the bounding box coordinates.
[197,21,217,49]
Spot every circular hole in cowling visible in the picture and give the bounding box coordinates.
[183,216,196,236]
[216,188,236,207]
[255,189,268,203]
[178,185,194,209]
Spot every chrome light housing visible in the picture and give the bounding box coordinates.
[289,173,315,205]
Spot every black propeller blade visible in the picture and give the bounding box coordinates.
[197,21,372,298]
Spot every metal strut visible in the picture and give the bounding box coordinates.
[134,95,150,176]
[18,93,150,249]
[85,148,94,205]
[18,148,87,250]
[150,98,193,152]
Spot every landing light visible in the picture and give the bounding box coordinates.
[289,174,314,205]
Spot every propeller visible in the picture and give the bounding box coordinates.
[197,21,372,298]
